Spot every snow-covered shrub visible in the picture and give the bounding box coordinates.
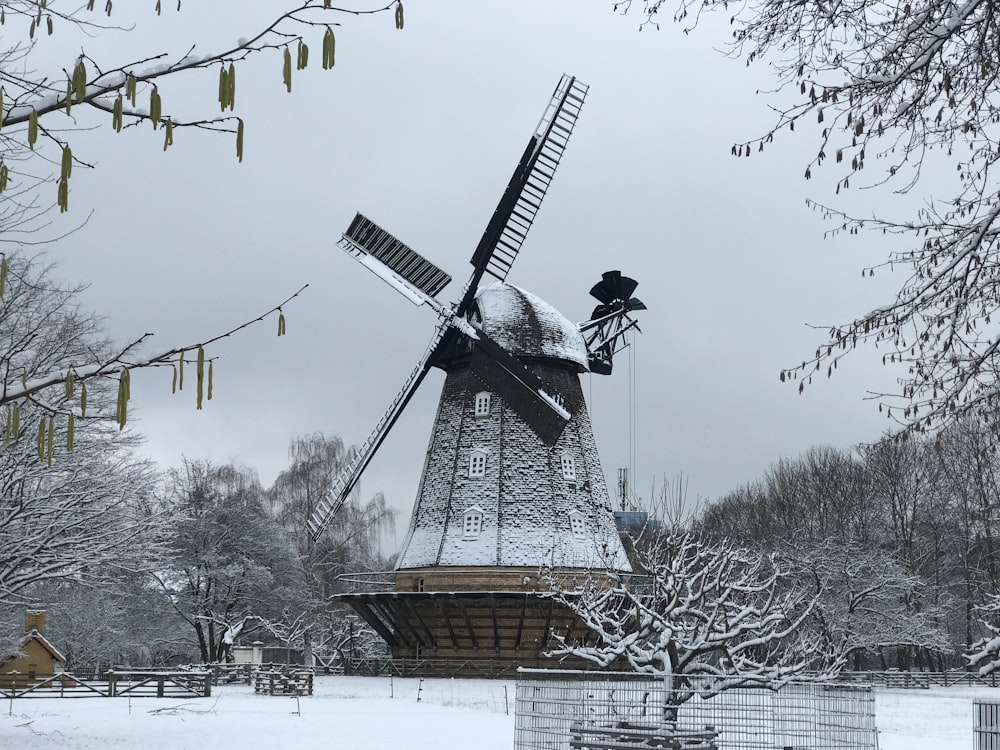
[544,529,842,703]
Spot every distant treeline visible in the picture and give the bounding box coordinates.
[695,418,1000,671]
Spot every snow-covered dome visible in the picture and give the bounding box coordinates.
[474,282,589,372]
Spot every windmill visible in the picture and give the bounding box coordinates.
[310,75,646,672]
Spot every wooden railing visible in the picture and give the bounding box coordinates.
[252,666,313,696]
[345,656,524,678]
[108,670,211,697]
[0,669,211,698]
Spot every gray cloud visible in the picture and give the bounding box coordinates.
[39,1,902,538]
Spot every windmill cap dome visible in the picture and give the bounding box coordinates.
[475,282,589,371]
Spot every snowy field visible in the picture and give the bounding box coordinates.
[0,675,994,749]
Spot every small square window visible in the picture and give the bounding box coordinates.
[469,450,487,478]
[561,453,576,482]
[463,509,483,540]
[474,391,491,418]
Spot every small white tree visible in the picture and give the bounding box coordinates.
[0,254,163,603]
[791,539,952,669]
[155,460,305,663]
[968,595,1000,676]
[546,530,840,705]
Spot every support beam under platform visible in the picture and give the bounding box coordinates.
[333,590,597,674]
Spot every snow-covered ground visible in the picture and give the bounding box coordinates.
[876,685,998,750]
[0,675,993,749]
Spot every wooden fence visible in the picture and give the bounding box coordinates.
[345,656,524,678]
[252,667,313,696]
[108,670,211,698]
[0,670,211,699]
[185,662,318,685]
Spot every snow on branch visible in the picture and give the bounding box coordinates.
[969,594,1000,676]
[621,0,1000,437]
[544,529,842,701]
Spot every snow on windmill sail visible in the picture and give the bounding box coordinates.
[310,75,647,672]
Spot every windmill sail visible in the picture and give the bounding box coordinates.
[469,346,568,446]
[311,75,588,540]
[459,74,588,314]
[468,327,570,446]
[342,213,452,303]
[307,327,446,539]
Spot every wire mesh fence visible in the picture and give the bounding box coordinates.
[975,701,1000,750]
[514,670,876,750]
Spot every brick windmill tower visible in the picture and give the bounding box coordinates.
[308,76,646,673]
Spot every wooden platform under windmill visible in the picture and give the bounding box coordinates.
[310,74,646,676]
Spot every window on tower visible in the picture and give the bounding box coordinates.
[474,391,491,418]
[463,507,484,540]
[569,510,587,538]
[560,453,576,482]
[469,450,487,478]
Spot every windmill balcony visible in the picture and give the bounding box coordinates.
[335,572,396,595]
[335,568,644,596]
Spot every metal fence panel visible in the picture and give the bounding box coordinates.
[975,701,1000,750]
[514,672,876,750]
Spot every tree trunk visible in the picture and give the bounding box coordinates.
[304,629,314,668]
[194,621,209,663]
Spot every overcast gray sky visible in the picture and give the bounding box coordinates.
[33,1,909,547]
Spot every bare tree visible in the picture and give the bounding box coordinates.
[0,0,401,427]
[968,592,1000,676]
[645,473,702,528]
[696,422,1000,665]
[701,446,873,545]
[861,438,940,569]
[268,432,394,663]
[624,0,1000,434]
[1,250,306,427]
[0,255,162,604]
[33,577,190,670]
[932,417,1000,649]
[156,460,304,663]
[0,1,400,215]
[546,530,838,703]
[790,539,952,671]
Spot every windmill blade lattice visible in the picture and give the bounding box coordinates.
[460,75,588,315]
[340,213,452,306]
[309,75,589,541]
[306,326,446,540]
